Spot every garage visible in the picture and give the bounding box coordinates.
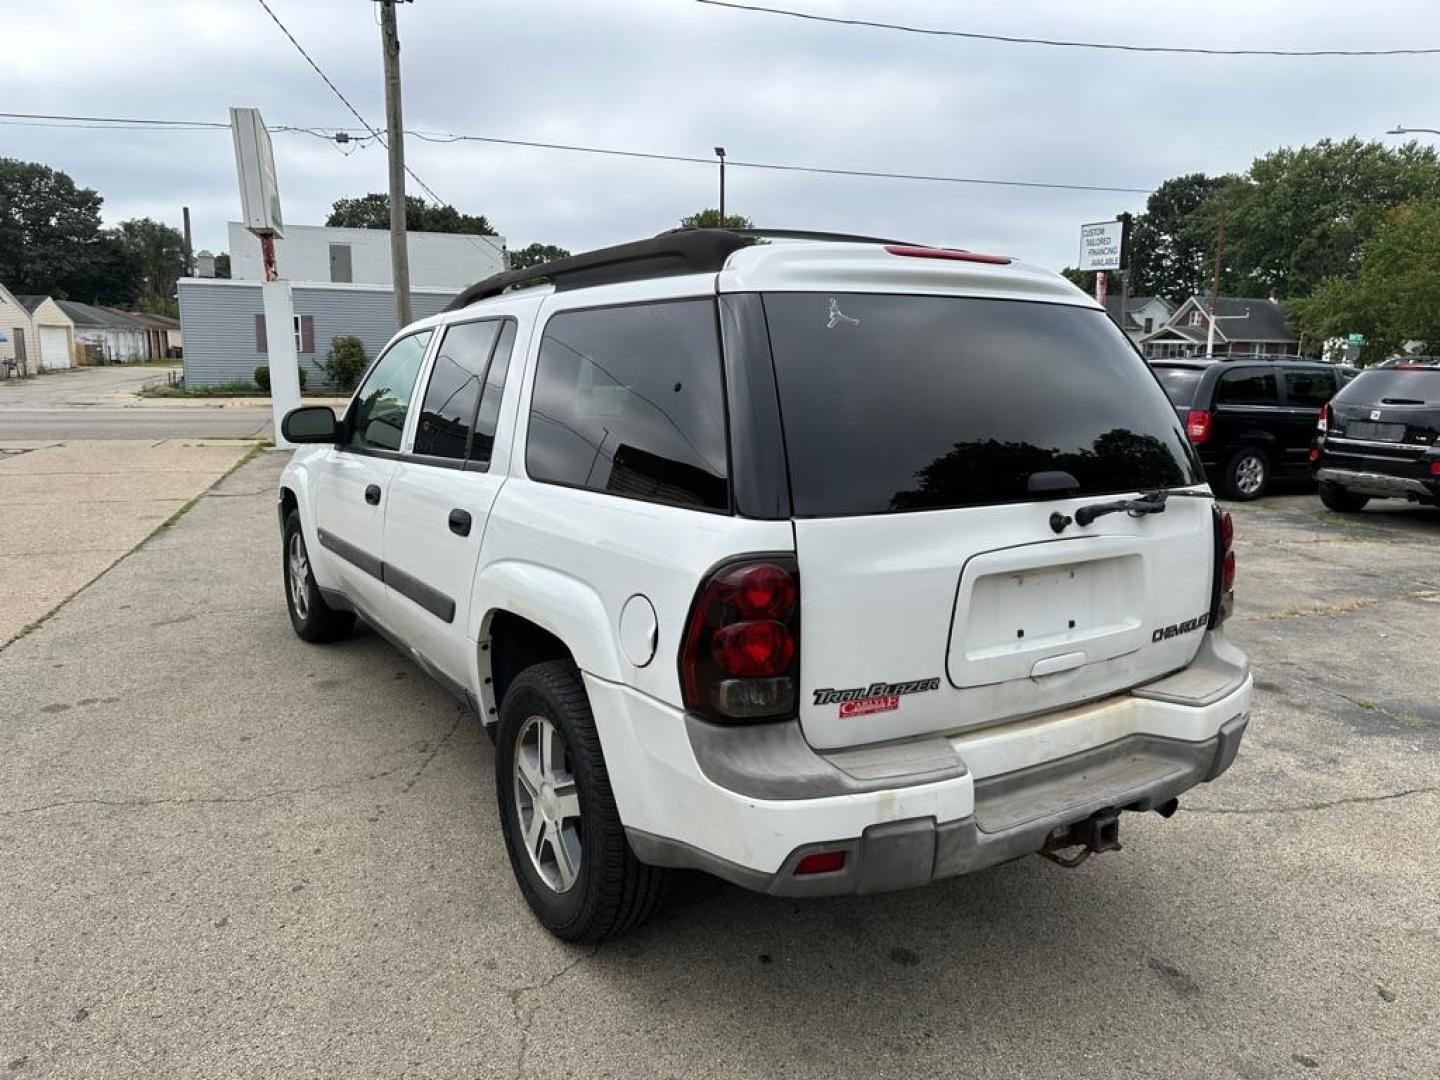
[38,324,72,370]
[16,294,77,372]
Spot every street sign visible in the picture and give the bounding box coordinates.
[1346,332,1367,346]
[230,107,283,239]
[1079,220,1124,272]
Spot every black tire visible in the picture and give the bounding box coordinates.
[495,660,669,942]
[1223,447,1271,501]
[282,509,355,643]
[1318,481,1370,513]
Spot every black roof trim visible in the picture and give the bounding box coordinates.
[445,229,752,311]
[443,227,925,311]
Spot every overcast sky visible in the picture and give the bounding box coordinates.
[3,0,1438,272]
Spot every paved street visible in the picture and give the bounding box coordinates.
[1,451,1437,1079]
[0,367,274,440]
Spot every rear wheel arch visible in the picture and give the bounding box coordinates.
[481,610,577,724]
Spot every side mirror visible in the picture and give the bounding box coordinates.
[282,405,338,444]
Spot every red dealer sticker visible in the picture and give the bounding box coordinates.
[838,695,900,718]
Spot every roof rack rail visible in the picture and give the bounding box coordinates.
[443,226,929,311]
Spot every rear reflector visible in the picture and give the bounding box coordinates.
[794,851,847,875]
[884,244,1012,265]
[1309,447,1321,463]
[1430,461,1440,475]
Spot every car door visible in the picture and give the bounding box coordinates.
[1279,367,1337,468]
[311,329,432,619]
[382,318,520,687]
[1211,366,1281,463]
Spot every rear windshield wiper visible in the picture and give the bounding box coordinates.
[1050,488,1212,534]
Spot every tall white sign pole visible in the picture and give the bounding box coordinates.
[231,107,300,447]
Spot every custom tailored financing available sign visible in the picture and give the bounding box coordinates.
[1079,220,1124,272]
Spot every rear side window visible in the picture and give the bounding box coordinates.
[1152,366,1205,407]
[526,300,729,511]
[414,319,501,460]
[1283,369,1336,408]
[1216,370,1279,406]
[471,320,517,466]
[763,293,1199,517]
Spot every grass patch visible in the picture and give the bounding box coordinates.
[139,383,339,399]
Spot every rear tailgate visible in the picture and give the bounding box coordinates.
[794,497,1213,749]
[1326,369,1440,478]
[762,290,1212,751]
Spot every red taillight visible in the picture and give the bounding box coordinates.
[1316,405,1329,434]
[794,850,847,875]
[1212,509,1235,625]
[681,558,800,722]
[712,621,795,677]
[1185,409,1212,444]
[1430,461,1440,476]
[884,244,1012,265]
[1308,447,1321,463]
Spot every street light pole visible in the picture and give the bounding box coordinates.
[379,0,413,329]
[715,146,726,223]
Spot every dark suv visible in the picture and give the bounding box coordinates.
[1150,357,1355,500]
[1312,361,1440,511]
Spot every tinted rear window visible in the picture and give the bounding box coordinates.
[763,294,1200,517]
[1152,366,1205,407]
[1336,368,1440,405]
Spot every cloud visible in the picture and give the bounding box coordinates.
[2,0,1437,273]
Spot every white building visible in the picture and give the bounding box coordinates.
[227,222,506,287]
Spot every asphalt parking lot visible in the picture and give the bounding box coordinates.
[2,450,1437,1079]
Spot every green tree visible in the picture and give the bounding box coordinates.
[214,252,231,279]
[680,208,754,229]
[1212,139,1440,297]
[1290,200,1440,364]
[326,194,497,235]
[0,158,107,298]
[508,242,571,270]
[115,218,188,316]
[1127,174,1231,300]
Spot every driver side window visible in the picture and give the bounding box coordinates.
[346,331,432,452]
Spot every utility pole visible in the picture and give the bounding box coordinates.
[715,147,727,223]
[181,206,194,276]
[379,0,413,328]
[1206,203,1228,358]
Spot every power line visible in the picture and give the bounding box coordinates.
[0,111,1154,195]
[250,0,449,206]
[694,0,1440,57]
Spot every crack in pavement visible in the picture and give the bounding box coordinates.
[0,760,417,819]
[401,710,465,794]
[507,947,601,1080]
[1184,786,1437,816]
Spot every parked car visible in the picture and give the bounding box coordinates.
[1149,356,1356,499]
[276,229,1252,941]
[1312,361,1440,511]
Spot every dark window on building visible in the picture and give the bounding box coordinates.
[346,331,432,452]
[1216,370,1279,406]
[1143,317,1154,334]
[1283,369,1336,408]
[763,293,1198,517]
[414,320,501,460]
[471,320,517,466]
[526,300,729,511]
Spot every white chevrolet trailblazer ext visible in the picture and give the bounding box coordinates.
[276,229,1252,941]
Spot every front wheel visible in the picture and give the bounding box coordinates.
[495,660,669,942]
[1318,481,1370,513]
[1224,448,1270,501]
[282,509,355,642]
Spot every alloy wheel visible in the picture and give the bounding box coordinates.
[288,532,311,620]
[513,715,583,893]
[1236,454,1265,497]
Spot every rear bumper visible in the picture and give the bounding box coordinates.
[1315,465,1439,500]
[595,632,1252,896]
